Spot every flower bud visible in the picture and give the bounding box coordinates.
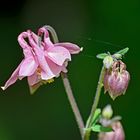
[98,121,125,140]
[102,105,113,119]
[104,60,130,100]
[103,56,114,69]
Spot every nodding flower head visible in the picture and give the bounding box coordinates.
[103,60,130,100]
[1,26,82,94]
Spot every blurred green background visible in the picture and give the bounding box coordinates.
[0,0,139,139]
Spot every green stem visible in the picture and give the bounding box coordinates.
[44,25,59,43]
[44,25,85,138]
[84,66,106,140]
[84,129,90,140]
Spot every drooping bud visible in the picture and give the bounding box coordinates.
[104,60,130,100]
[98,121,125,140]
[103,56,114,69]
[102,105,113,119]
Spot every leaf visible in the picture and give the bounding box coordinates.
[91,124,113,132]
[92,108,101,125]
[96,53,108,59]
[115,47,129,56]
[85,108,101,128]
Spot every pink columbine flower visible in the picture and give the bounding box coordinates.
[104,60,130,100]
[1,27,82,93]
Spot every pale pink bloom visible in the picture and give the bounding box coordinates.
[104,60,130,100]
[1,27,82,93]
[98,122,125,140]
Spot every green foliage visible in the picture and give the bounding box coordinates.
[92,108,101,125]
[115,47,129,56]
[96,53,108,59]
[91,124,113,132]
[96,47,129,60]
[85,109,113,133]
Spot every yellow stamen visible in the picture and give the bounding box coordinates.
[42,78,54,84]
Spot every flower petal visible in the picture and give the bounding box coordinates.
[19,57,38,76]
[27,73,40,86]
[54,43,82,54]
[45,57,63,76]
[38,27,54,49]
[46,46,71,66]
[27,32,55,80]
[1,61,23,90]
[18,32,33,58]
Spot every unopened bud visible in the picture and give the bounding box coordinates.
[103,56,114,69]
[102,105,113,119]
[104,60,130,100]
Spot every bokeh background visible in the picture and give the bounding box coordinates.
[0,0,139,139]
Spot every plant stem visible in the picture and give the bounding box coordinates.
[84,129,90,140]
[61,72,84,138]
[44,25,85,138]
[44,25,59,43]
[84,66,105,140]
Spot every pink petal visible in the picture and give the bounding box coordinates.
[28,30,58,80]
[44,37,54,49]
[45,57,63,76]
[19,57,38,76]
[54,43,82,54]
[38,27,49,38]
[38,27,54,49]
[18,32,33,58]
[29,41,55,80]
[1,61,23,90]
[18,32,29,49]
[46,46,71,66]
[27,73,40,86]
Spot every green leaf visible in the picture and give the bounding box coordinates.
[115,47,129,56]
[92,108,101,125]
[91,124,113,132]
[96,53,108,59]
[85,108,101,128]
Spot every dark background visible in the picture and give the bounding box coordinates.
[0,0,139,139]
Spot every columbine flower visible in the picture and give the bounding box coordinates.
[1,26,82,94]
[104,60,130,100]
[98,121,125,140]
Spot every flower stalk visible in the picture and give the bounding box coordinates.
[61,72,85,138]
[84,66,106,140]
[46,25,85,138]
